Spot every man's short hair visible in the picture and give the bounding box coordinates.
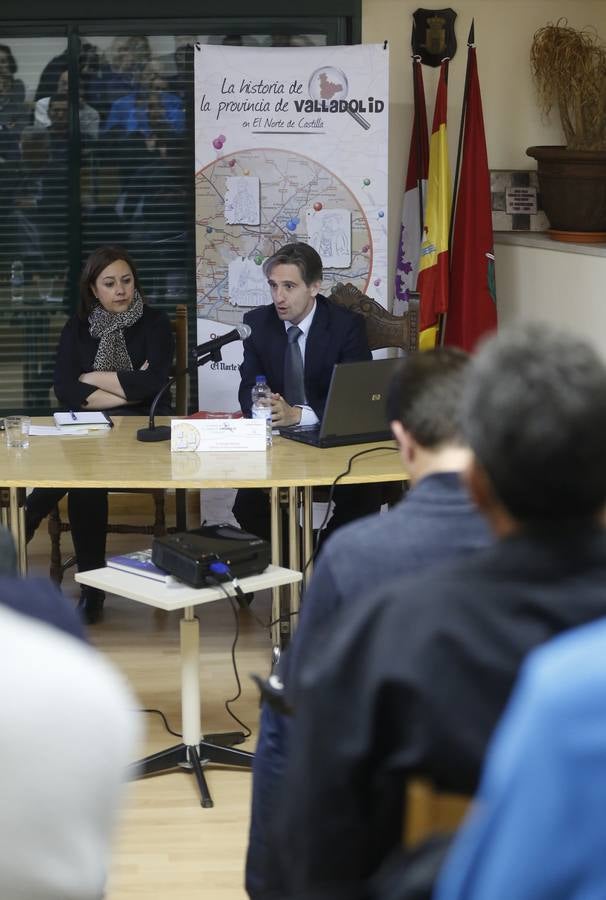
[386,347,470,448]
[463,324,606,522]
[263,242,323,286]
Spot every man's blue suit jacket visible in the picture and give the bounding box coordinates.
[238,294,370,418]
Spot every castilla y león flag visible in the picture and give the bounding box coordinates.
[417,59,451,340]
[444,43,497,351]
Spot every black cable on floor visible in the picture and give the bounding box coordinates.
[207,576,252,738]
[139,707,182,738]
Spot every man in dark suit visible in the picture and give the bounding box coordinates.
[233,242,381,539]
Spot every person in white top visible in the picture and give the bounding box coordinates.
[0,604,138,899]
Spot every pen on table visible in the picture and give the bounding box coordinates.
[69,410,77,421]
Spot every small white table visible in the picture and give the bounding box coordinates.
[76,564,302,807]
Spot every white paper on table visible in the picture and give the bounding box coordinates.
[29,425,89,436]
[224,176,260,225]
[306,208,352,267]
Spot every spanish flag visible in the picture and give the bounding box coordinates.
[417,60,451,347]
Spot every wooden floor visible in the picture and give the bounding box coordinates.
[27,499,272,900]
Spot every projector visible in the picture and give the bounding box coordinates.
[152,523,271,588]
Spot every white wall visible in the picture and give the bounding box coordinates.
[362,0,606,301]
[495,239,606,358]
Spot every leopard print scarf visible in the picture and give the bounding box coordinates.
[89,291,144,371]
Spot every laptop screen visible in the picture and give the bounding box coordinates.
[318,357,401,441]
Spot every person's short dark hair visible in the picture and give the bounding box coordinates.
[263,242,323,286]
[79,245,144,319]
[0,44,17,76]
[386,347,470,448]
[463,323,606,522]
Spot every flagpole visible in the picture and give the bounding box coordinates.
[438,21,475,346]
[412,54,425,241]
[411,21,424,243]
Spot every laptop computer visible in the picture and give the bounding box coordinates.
[279,357,401,448]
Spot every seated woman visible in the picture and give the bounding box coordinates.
[27,245,174,623]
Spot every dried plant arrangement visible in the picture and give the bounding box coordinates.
[530,18,606,150]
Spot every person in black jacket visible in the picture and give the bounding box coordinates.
[26,245,173,623]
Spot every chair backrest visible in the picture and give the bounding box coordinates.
[404,778,472,848]
[329,282,419,353]
[171,304,188,416]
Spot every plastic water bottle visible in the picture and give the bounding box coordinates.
[251,375,272,447]
[10,260,24,304]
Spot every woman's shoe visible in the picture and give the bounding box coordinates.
[77,587,105,625]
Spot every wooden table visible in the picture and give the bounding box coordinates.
[76,564,301,807]
[1,416,406,638]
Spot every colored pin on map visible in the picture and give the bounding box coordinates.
[362,244,370,253]
[313,202,323,211]
[228,159,236,167]
[377,210,385,218]
[254,255,263,265]
[286,216,300,232]
[363,178,371,186]
[374,278,381,287]
[212,137,224,150]
[206,226,213,233]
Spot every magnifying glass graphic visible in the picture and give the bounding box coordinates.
[308,66,370,131]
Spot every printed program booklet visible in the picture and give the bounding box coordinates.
[107,549,174,583]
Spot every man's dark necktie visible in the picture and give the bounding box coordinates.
[283,325,306,406]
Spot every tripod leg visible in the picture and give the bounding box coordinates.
[199,740,254,768]
[188,746,213,808]
[131,742,188,778]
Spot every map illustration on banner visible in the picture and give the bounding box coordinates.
[194,43,388,410]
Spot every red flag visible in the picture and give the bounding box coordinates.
[394,59,428,315]
[444,46,497,351]
[417,60,451,340]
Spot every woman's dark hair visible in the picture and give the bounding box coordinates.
[78,245,144,319]
[0,45,17,76]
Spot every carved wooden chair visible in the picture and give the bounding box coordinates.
[325,283,420,507]
[48,304,188,584]
[329,282,420,354]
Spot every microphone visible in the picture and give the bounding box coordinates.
[195,323,251,357]
[137,323,251,443]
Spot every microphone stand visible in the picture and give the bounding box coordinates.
[136,348,223,442]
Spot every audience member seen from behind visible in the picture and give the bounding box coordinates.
[0,602,138,900]
[26,245,173,625]
[435,618,606,900]
[274,324,606,899]
[245,349,492,900]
